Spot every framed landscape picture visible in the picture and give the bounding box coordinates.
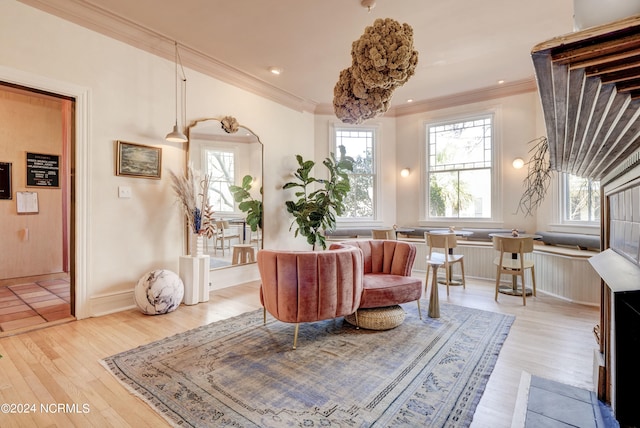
[116,141,162,179]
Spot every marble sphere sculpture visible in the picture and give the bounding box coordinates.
[134,269,184,315]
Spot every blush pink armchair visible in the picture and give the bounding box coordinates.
[257,243,363,349]
[331,240,422,318]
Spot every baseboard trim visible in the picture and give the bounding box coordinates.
[89,290,135,317]
[210,263,259,290]
[87,264,260,317]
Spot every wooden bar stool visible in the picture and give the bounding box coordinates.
[232,244,256,265]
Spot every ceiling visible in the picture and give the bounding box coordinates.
[20,0,576,114]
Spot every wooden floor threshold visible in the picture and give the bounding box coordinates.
[0,272,70,287]
[0,316,76,338]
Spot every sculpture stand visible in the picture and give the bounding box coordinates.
[179,255,210,305]
[427,261,442,318]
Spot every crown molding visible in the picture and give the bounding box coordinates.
[19,0,537,117]
[18,0,316,113]
[314,78,537,117]
[394,76,538,116]
[390,78,538,116]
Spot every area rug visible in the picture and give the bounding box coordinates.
[102,303,514,427]
[209,258,231,269]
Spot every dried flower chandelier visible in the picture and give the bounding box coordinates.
[334,17,419,124]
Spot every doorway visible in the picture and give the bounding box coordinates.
[0,82,75,334]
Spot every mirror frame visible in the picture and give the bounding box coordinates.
[185,116,264,270]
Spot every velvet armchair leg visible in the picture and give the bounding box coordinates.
[293,323,300,350]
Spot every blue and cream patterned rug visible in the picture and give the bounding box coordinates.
[102,303,514,427]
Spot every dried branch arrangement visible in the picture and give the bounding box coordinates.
[169,166,214,236]
[515,136,553,217]
[198,177,216,239]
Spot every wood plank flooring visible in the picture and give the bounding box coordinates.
[0,278,599,427]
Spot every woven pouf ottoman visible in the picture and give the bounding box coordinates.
[344,305,406,330]
[134,269,184,315]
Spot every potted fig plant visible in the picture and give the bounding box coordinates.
[229,175,263,233]
[283,147,353,250]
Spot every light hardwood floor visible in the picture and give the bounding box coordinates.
[0,277,599,427]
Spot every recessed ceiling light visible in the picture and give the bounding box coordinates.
[498,80,505,84]
[269,67,283,75]
[407,99,414,103]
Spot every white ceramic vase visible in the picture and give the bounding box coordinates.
[190,233,204,257]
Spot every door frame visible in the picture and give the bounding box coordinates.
[0,66,90,319]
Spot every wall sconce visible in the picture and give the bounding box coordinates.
[400,168,410,177]
[165,41,188,143]
[512,158,524,169]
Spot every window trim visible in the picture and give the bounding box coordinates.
[559,172,600,227]
[422,110,502,224]
[330,122,381,224]
[200,143,239,214]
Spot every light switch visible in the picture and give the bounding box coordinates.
[118,186,132,198]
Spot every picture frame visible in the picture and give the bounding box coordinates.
[26,152,60,188]
[0,162,11,200]
[116,141,162,179]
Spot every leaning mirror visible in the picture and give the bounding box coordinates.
[187,116,263,270]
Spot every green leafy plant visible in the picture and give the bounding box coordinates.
[283,148,353,250]
[229,175,263,232]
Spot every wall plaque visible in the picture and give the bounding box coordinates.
[0,162,11,200]
[26,152,59,187]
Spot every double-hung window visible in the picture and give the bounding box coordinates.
[203,147,236,213]
[563,173,600,224]
[426,115,493,219]
[334,127,376,219]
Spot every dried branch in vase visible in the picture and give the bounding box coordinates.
[198,175,216,239]
[169,166,214,234]
[515,136,553,217]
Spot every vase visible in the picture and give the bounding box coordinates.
[190,233,204,257]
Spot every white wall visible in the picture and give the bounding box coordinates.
[1,1,314,317]
[314,114,398,229]
[395,92,545,234]
[1,1,596,318]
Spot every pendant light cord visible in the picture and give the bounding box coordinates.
[174,41,178,127]
[177,44,187,130]
[166,41,188,142]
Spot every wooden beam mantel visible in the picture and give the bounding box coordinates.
[532,15,640,180]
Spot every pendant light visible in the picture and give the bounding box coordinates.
[166,41,188,143]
